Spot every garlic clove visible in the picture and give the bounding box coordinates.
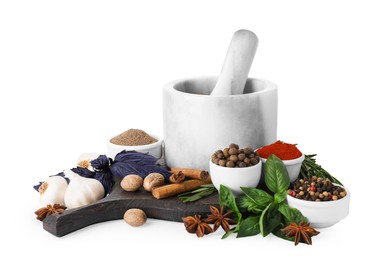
[39,176,68,206]
[77,152,99,171]
[63,169,105,209]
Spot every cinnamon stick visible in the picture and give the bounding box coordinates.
[169,171,186,183]
[152,177,212,199]
[170,168,209,180]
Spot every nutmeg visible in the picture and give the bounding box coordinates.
[123,208,147,227]
[143,173,165,192]
[121,174,143,192]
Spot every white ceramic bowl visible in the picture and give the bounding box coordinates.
[260,153,305,182]
[286,185,350,228]
[209,159,262,195]
[106,133,163,159]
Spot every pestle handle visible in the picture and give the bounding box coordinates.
[211,29,258,96]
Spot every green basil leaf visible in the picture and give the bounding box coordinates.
[274,192,287,204]
[278,203,308,224]
[265,154,290,194]
[219,185,242,222]
[222,225,238,239]
[259,202,282,237]
[236,195,265,214]
[237,216,260,238]
[241,187,274,207]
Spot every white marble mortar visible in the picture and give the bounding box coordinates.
[162,76,278,170]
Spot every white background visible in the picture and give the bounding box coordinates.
[1,0,378,258]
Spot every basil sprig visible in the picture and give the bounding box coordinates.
[219,154,308,241]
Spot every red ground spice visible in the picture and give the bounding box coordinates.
[256,140,302,160]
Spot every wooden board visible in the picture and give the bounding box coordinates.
[43,178,219,237]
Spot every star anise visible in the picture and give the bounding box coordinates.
[34,204,66,221]
[281,222,320,245]
[182,214,213,237]
[203,205,236,232]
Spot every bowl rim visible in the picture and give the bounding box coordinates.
[258,152,305,164]
[209,158,262,169]
[107,133,163,150]
[286,184,350,207]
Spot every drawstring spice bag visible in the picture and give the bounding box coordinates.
[34,150,171,196]
[89,150,171,194]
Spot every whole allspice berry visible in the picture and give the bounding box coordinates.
[223,148,230,158]
[226,161,235,168]
[218,159,226,167]
[229,147,238,155]
[238,153,246,161]
[229,154,238,162]
[124,208,147,227]
[229,143,239,150]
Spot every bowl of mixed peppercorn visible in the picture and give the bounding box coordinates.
[286,176,350,228]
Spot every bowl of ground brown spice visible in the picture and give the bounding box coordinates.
[107,129,162,159]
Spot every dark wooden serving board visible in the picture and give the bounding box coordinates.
[43,178,219,237]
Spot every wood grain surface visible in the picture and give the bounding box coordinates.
[43,178,219,237]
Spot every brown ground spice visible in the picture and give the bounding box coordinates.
[111,129,158,146]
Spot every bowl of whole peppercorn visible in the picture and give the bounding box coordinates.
[209,143,262,195]
[286,176,350,228]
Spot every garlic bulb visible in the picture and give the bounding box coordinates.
[77,152,99,171]
[64,169,105,209]
[39,176,68,206]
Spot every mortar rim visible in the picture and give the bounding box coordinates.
[162,76,277,98]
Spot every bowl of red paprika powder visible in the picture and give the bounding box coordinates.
[256,141,304,182]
